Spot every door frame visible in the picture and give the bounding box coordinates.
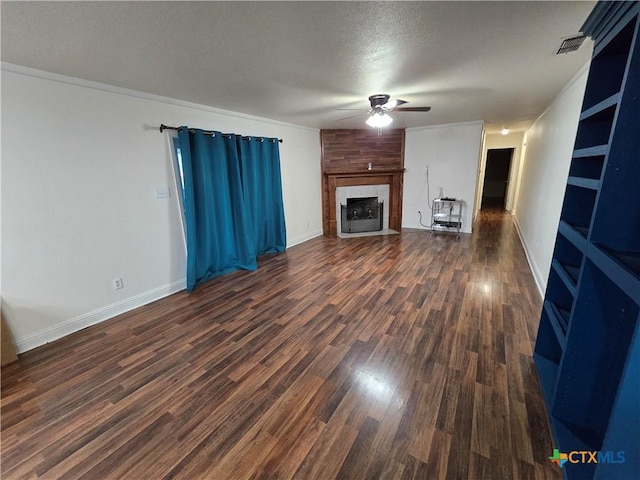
[474,131,526,219]
[481,147,514,210]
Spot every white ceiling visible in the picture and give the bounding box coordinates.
[1,1,595,133]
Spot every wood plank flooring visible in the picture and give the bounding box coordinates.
[1,211,560,479]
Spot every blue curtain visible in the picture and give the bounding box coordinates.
[177,128,286,292]
[237,136,287,255]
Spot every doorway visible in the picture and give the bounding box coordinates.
[481,148,513,210]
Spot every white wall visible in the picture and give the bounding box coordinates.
[403,121,484,233]
[1,64,322,353]
[514,66,589,295]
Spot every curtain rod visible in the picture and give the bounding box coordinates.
[159,124,283,143]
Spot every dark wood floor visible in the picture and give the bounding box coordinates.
[1,211,560,480]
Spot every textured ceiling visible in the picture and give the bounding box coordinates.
[1,1,595,133]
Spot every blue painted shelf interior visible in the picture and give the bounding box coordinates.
[534,2,640,480]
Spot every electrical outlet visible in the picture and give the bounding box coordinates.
[112,278,123,290]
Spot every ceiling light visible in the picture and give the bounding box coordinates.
[501,127,510,135]
[366,113,393,128]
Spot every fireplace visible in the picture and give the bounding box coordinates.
[341,197,384,233]
[321,129,405,236]
[323,169,404,236]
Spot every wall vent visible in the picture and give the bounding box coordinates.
[556,34,587,54]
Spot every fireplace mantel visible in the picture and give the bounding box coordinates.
[322,169,405,235]
[324,168,406,177]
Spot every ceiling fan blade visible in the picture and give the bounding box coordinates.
[384,99,408,109]
[381,99,408,112]
[336,112,367,121]
[337,108,368,111]
[394,106,432,112]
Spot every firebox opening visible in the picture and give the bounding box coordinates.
[341,197,384,233]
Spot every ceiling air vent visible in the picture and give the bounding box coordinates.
[556,34,587,54]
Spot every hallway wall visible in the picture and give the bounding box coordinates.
[514,65,589,295]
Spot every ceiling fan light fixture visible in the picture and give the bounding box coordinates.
[366,112,393,128]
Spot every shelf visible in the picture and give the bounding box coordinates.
[534,353,560,412]
[611,251,640,278]
[552,418,601,453]
[556,307,571,333]
[549,419,600,480]
[543,301,568,348]
[552,260,578,297]
[432,221,462,229]
[588,38,640,254]
[573,145,608,158]
[558,221,587,252]
[546,265,577,313]
[580,92,621,121]
[566,176,600,190]
[574,226,589,238]
[553,259,639,445]
[582,52,630,110]
[560,184,597,231]
[575,103,617,150]
[552,229,585,299]
[587,245,640,305]
[595,327,640,480]
[568,154,605,181]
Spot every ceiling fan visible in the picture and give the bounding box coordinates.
[342,94,432,127]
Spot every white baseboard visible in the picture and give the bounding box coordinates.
[287,229,323,248]
[512,216,545,299]
[14,279,186,353]
[12,230,324,354]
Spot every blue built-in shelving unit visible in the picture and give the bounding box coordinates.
[534,2,640,479]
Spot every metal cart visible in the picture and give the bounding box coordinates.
[431,198,463,237]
